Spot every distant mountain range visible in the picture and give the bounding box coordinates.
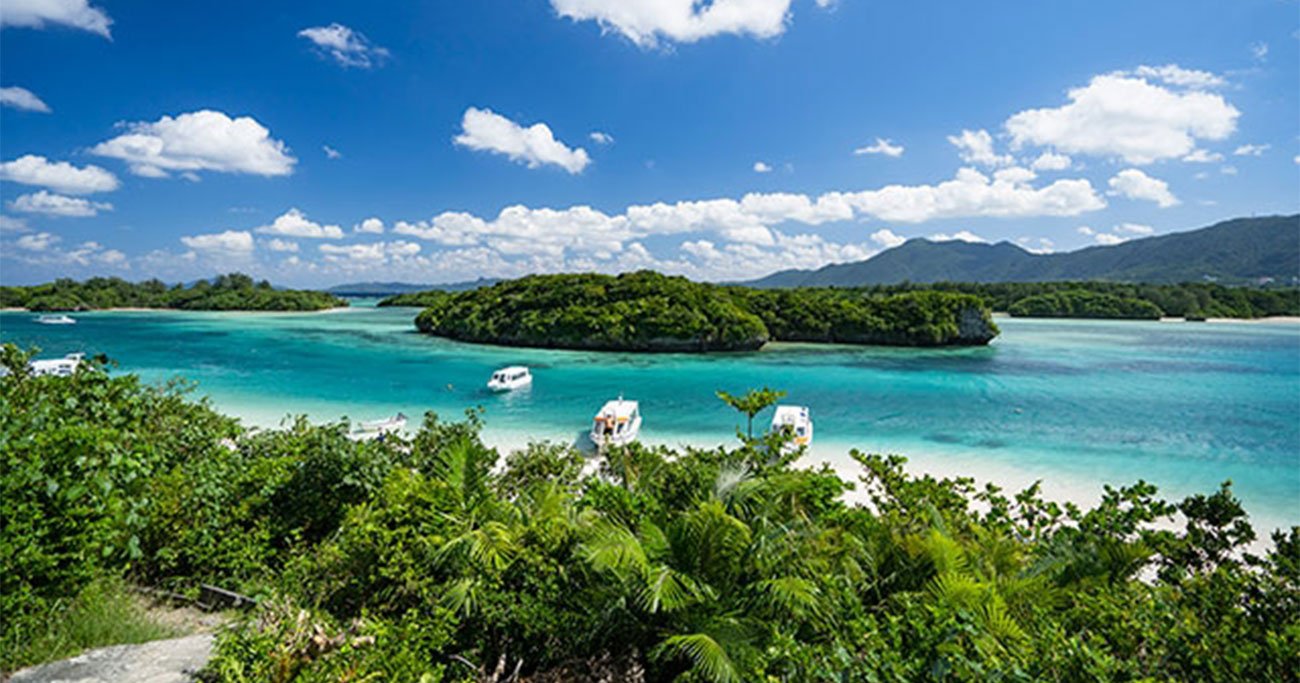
[746,215,1300,288]
[326,278,501,296]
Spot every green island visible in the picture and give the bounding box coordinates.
[0,274,346,312]
[3,347,1296,681]
[828,281,1300,320]
[384,271,1000,351]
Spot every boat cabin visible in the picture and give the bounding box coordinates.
[771,405,814,452]
[591,398,642,447]
[488,366,533,391]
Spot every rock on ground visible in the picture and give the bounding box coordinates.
[8,634,214,683]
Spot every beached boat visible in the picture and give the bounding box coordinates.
[590,397,641,448]
[29,353,85,377]
[487,366,532,392]
[353,412,407,438]
[771,405,813,452]
[36,314,76,325]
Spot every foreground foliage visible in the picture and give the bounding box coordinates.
[400,271,998,350]
[0,273,346,312]
[2,344,1297,681]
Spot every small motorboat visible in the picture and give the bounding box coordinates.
[771,405,813,453]
[353,412,408,438]
[29,353,85,377]
[36,314,76,325]
[487,366,532,392]
[590,397,642,449]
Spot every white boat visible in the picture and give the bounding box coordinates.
[487,366,532,392]
[29,353,85,378]
[590,397,642,448]
[36,314,76,325]
[771,405,813,453]
[353,412,407,438]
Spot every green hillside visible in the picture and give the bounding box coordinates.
[749,215,1299,287]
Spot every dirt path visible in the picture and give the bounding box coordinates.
[7,634,215,683]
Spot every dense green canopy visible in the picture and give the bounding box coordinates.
[397,271,999,351]
[846,281,1300,320]
[0,274,346,312]
[1007,291,1164,319]
[2,345,1296,680]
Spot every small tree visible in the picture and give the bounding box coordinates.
[716,387,786,440]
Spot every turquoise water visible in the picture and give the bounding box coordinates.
[3,302,1298,532]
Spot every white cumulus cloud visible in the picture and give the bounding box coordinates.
[0,86,51,112]
[1115,222,1154,235]
[1182,149,1223,163]
[320,240,422,266]
[948,129,1013,167]
[180,230,255,254]
[1005,68,1239,165]
[0,215,30,233]
[870,228,906,248]
[354,217,384,234]
[1108,168,1179,207]
[298,23,390,68]
[255,208,344,239]
[264,238,299,253]
[1125,64,1226,89]
[550,0,804,47]
[589,131,614,145]
[16,231,60,251]
[1233,143,1269,157]
[837,167,1104,223]
[855,138,904,157]
[931,230,987,243]
[1030,151,1071,171]
[0,0,111,37]
[9,190,112,217]
[454,107,590,174]
[0,155,119,194]
[323,145,342,159]
[753,161,772,173]
[91,110,296,178]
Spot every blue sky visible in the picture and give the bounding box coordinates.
[1,0,1297,286]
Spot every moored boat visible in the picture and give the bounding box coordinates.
[590,397,641,448]
[353,412,408,438]
[29,353,85,377]
[36,314,77,325]
[487,366,532,392]
[771,405,813,453]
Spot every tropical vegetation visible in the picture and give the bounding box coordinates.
[848,281,1300,320]
[3,344,1297,681]
[398,271,999,350]
[1006,290,1164,319]
[0,273,346,312]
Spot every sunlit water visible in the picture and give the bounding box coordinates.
[3,301,1297,533]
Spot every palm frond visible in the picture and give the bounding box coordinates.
[582,519,648,578]
[639,564,705,613]
[652,633,741,683]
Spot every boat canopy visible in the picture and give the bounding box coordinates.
[772,405,809,426]
[594,399,639,423]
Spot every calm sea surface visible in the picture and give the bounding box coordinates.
[3,301,1298,532]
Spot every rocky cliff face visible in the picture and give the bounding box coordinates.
[956,305,1000,345]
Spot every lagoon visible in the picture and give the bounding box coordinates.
[2,302,1297,534]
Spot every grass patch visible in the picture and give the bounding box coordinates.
[1,577,182,674]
